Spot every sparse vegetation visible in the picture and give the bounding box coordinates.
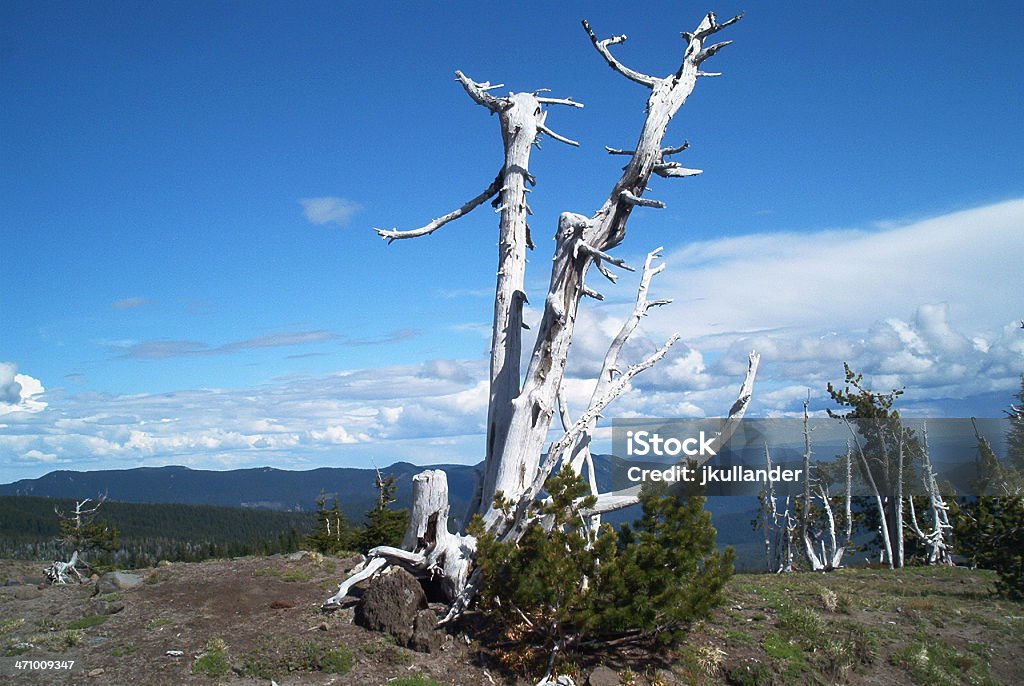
[242,636,354,678]
[66,614,108,630]
[388,675,446,686]
[192,637,231,677]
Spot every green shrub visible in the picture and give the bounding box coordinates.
[192,638,231,677]
[473,470,734,660]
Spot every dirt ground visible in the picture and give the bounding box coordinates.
[0,554,499,686]
[2,556,1023,686]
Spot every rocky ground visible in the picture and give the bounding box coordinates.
[1,555,1022,685]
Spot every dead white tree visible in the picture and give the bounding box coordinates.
[800,397,853,571]
[758,445,795,573]
[44,495,109,584]
[326,10,759,615]
[905,424,953,565]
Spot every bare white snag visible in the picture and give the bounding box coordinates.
[46,495,109,584]
[760,445,795,573]
[326,10,757,617]
[843,419,895,569]
[800,398,853,571]
[905,424,953,565]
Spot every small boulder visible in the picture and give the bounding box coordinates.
[354,568,426,645]
[408,609,441,653]
[97,572,144,593]
[588,665,621,686]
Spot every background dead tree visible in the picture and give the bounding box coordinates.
[44,495,112,584]
[800,397,853,571]
[906,425,953,565]
[759,445,794,573]
[326,10,759,616]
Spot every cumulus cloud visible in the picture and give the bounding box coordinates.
[299,197,362,227]
[0,363,22,404]
[2,200,1020,480]
[0,363,47,416]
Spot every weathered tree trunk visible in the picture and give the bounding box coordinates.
[905,425,953,565]
[844,419,894,568]
[801,399,853,571]
[327,10,756,616]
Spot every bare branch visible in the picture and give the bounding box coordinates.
[654,162,703,178]
[582,20,658,88]
[454,70,509,111]
[696,40,734,64]
[536,96,584,108]
[620,190,666,208]
[605,146,635,156]
[662,141,690,156]
[538,124,580,147]
[593,257,619,283]
[575,242,635,271]
[684,12,744,42]
[375,172,503,242]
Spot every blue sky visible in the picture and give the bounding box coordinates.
[2,2,1022,481]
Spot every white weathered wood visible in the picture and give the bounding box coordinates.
[843,419,894,569]
[330,10,753,618]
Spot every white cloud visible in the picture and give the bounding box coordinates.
[1,201,1020,480]
[0,363,47,416]
[299,196,362,227]
[647,199,1023,341]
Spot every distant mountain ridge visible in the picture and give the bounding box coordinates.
[0,458,766,568]
[0,462,478,521]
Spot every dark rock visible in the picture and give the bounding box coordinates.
[269,599,295,609]
[588,665,621,686]
[354,568,426,645]
[408,609,441,653]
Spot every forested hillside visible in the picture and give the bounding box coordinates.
[0,496,314,568]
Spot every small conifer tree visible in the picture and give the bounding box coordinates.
[307,491,355,555]
[359,471,409,552]
[473,470,733,669]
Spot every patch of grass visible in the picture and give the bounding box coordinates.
[100,592,121,602]
[33,629,84,651]
[281,569,311,583]
[723,628,754,646]
[819,586,839,612]
[0,617,25,635]
[192,638,231,678]
[111,642,137,657]
[388,675,446,686]
[763,631,809,682]
[890,637,997,686]
[777,605,824,645]
[724,660,774,686]
[148,617,173,630]
[320,646,354,675]
[841,621,880,666]
[67,614,109,630]
[243,637,354,678]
